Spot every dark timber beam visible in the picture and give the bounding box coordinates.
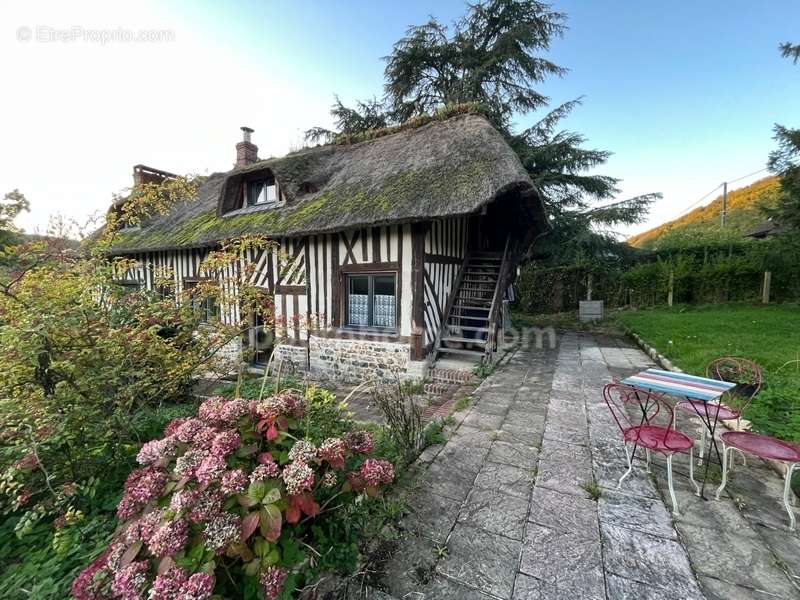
[410,222,428,361]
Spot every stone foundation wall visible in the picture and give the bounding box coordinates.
[272,344,309,376]
[213,337,242,374]
[308,335,421,384]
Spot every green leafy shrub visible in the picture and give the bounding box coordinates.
[745,374,800,444]
[71,391,395,599]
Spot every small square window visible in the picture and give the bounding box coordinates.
[345,273,396,330]
[184,280,219,323]
[246,177,277,206]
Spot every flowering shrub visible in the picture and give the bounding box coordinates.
[72,392,394,600]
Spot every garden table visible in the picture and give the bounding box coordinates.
[621,368,736,497]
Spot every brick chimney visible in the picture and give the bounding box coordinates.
[236,126,258,167]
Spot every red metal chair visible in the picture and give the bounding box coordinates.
[604,383,700,516]
[715,431,800,530]
[676,357,763,464]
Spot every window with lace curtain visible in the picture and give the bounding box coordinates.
[345,273,396,331]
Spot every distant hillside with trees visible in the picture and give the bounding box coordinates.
[628,176,781,250]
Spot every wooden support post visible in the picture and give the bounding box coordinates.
[667,270,674,307]
[410,223,427,361]
[762,270,772,305]
[587,272,593,301]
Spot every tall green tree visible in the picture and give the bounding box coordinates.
[307,0,656,265]
[767,42,800,230]
[0,189,30,246]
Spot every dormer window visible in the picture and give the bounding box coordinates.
[247,177,278,207]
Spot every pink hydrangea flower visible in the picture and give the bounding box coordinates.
[118,468,166,519]
[202,513,241,554]
[195,454,227,485]
[188,491,223,523]
[282,461,315,496]
[175,449,205,478]
[322,471,338,488]
[163,417,189,437]
[124,468,167,504]
[318,438,347,469]
[182,572,215,599]
[344,430,374,454]
[220,398,251,425]
[136,436,178,466]
[123,509,163,544]
[117,494,139,521]
[198,396,226,423]
[278,390,306,418]
[71,544,124,600]
[169,489,198,514]
[193,427,219,450]
[149,567,187,600]
[174,418,204,443]
[251,462,280,483]
[111,560,149,600]
[359,458,395,487]
[220,469,248,495]
[260,566,288,600]
[147,518,188,558]
[288,440,317,463]
[211,430,241,457]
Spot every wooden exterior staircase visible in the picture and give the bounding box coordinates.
[432,241,512,364]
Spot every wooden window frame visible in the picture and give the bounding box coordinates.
[183,278,219,323]
[342,271,398,333]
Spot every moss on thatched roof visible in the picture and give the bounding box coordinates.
[110,113,544,253]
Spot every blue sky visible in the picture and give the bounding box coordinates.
[2,1,799,236]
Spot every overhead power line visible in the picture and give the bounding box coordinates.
[727,166,769,185]
[670,165,771,220]
[675,184,722,217]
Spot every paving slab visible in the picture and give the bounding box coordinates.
[605,573,702,600]
[527,485,599,533]
[513,572,604,600]
[437,522,521,599]
[473,461,534,500]
[519,522,604,597]
[535,438,594,496]
[419,575,496,599]
[600,522,704,599]
[598,489,677,540]
[458,485,529,540]
[676,522,799,598]
[400,486,462,544]
[486,441,539,469]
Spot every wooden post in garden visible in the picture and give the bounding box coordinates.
[587,272,593,301]
[762,270,772,304]
[667,270,674,307]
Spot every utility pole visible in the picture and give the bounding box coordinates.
[721,181,728,227]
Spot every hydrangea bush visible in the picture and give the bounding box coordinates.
[72,391,394,600]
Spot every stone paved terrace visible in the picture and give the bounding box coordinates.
[375,331,800,599]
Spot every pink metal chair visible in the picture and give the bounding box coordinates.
[604,383,700,515]
[716,431,800,530]
[676,357,763,464]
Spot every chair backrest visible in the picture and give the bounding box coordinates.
[603,383,669,434]
[705,357,763,411]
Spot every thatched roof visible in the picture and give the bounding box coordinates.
[110,113,546,254]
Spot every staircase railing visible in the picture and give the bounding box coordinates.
[429,254,469,364]
[484,237,511,365]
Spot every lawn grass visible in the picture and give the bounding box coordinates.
[617,303,800,443]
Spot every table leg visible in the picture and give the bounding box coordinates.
[784,463,797,531]
[688,399,724,498]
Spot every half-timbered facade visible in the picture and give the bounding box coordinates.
[108,113,548,382]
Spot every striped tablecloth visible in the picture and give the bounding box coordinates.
[621,368,736,402]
